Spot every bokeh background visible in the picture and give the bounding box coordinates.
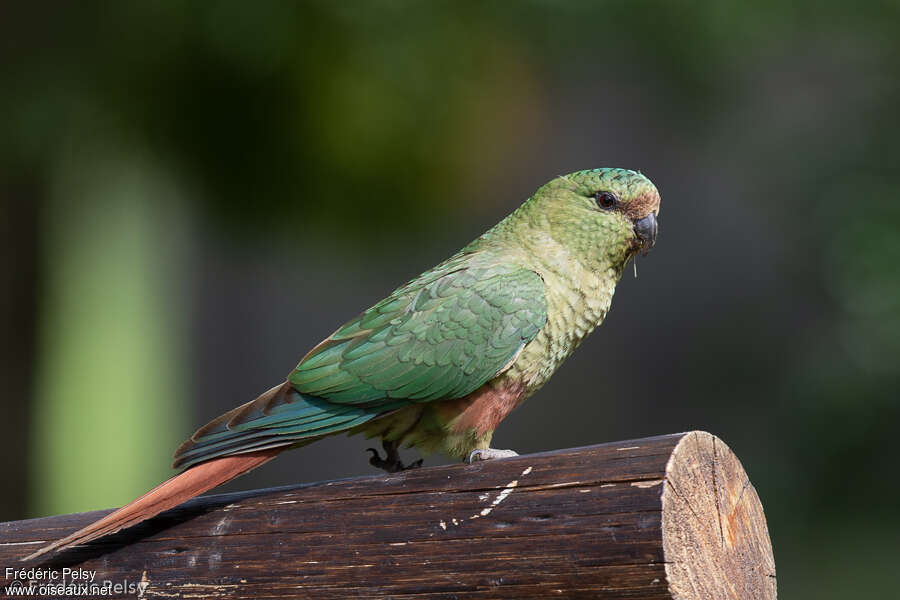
[2,1,898,596]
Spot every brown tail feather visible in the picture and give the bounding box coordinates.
[22,448,283,561]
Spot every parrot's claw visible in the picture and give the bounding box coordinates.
[367,440,423,473]
[466,448,519,463]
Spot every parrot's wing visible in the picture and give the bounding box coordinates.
[289,260,547,403]
[288,263,547,405]
[173,259,546,469]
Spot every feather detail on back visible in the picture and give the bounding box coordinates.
[290,261,547,403]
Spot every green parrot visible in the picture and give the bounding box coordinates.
[26,167,660,560]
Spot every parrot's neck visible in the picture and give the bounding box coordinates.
[488,215,628,394]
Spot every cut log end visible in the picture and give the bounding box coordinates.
[663,431,776,600]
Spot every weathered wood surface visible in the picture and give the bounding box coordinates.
[1,431,776,599]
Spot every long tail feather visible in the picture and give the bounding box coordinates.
[22,448,283,561]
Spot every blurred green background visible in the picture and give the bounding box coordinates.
[1,1,898,596]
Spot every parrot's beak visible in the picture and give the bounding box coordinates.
[633,212,658,255]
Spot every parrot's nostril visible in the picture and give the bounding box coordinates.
[633,213,658,254]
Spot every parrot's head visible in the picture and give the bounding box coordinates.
[525,168,660,271]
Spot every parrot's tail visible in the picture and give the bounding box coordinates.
[21,448,282,562]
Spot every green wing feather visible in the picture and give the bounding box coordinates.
[173,257,547,469]
[289,259,547,402]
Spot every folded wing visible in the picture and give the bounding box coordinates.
[173,259,547,469]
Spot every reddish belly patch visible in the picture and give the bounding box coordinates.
[440,381,527,436]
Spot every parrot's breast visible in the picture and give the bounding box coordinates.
[502,247,623,394]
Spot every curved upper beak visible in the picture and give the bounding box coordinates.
[633,212,658,255]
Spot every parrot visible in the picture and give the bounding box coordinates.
[24,167,660,561]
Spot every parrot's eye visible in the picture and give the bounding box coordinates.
[594,191,619,210]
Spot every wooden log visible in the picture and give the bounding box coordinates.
[1,431,775,599]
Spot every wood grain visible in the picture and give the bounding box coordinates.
[0,431,775,599]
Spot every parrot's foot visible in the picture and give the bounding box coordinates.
[367,440,423,473]
[466,448,519,463]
